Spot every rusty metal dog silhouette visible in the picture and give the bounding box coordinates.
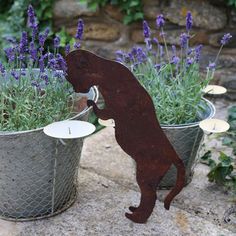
[66,49,185,224]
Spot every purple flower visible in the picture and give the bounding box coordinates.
[56,54,67,72]
[48,57,58,70]
[31,81,40,88]
[208,62,216,70]
[27,5,37,28]
[186,57,194,66]
[4,47,15,62]
[154,64,161,71]
[171,56,180,65]
[156,14,165,28]
[136,47,147,63]
[220,33,232,45]
[143,20,151,38]
[11,70,20,80]
[116,50,126,63]
[41,73,49,85]
[195,44,203,62]
[39,27,49,49]
[153,38,159,45]
[53,70,64,82]
[65,44,70,55]
[27,5,38,40]
[180,33,189,48]
[29,42,37,61]
[74,42,81,49]
[128,52,134,62]
[0,61,5,74]
[53,36,60,48]
[39,56,44,73]
[186,11,193,32]
[75,19,84,40]
[19,31,28,55]
[44,27,50,38]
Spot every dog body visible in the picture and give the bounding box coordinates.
[66,50,185,223]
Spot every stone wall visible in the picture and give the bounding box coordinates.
[53,0,236,99]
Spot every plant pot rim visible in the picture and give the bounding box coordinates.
[0,86,99,136]
[160,98,215,129]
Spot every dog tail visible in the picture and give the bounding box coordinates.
[164,153,185,210]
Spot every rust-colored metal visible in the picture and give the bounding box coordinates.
[66,49,186,224]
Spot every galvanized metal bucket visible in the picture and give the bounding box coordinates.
[159,98,215,188]
[0,87,98,221]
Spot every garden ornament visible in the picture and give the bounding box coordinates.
[66,49,186,224]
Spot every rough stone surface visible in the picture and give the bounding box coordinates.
[3,169,233,236]
[209,32,236,48]
[53,0,98,19]
[0,99,235,235]
[67,23,120,42]
[104,5,123,22]
[163,0,227,30]
[143,4,162,19]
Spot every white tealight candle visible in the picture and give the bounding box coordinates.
[199,119,230,133]
[43,120,96,139]
[203,85,227,95]
[98,118,115,127]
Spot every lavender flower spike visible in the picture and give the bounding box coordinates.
[208,62,216,70]
[39,27,50,48]
[180,33,189,48]
[54,36,61,48]
[195,44,203,62]
[65,44,70,55]
[156,14,165,28]
[221,33,232,45]
[75,19,84,40]
[0,61,5,74]
[186,11,193,32]
[27,5,38,40]
[29,42,37,61]
[19,31,28,54]
[27,5,37,28]
[143,20,151,38]
[74,42,81,49]
[4,47,15,62]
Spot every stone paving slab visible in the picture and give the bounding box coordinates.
[0,98,235,236]
[1,169,234,236]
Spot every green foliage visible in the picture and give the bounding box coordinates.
[132,60,211,125]
[201,151,236,191]
[222,105,236,155]
[228,0,236,8]
[0,72,74,131]
[0,0,56,59]
[201,105,236,192]
[80,0,144,24]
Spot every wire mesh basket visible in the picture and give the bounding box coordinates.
[159,99,215,188]
[0,87,98,221]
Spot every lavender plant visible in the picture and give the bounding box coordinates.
[0,5,84,131]
[116,12,232,125]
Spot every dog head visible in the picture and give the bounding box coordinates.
[66,49,98,93]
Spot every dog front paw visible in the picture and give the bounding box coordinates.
[87,100,95,107]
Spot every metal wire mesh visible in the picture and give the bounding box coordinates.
[159,99,215,188]
[0,87,98,221]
